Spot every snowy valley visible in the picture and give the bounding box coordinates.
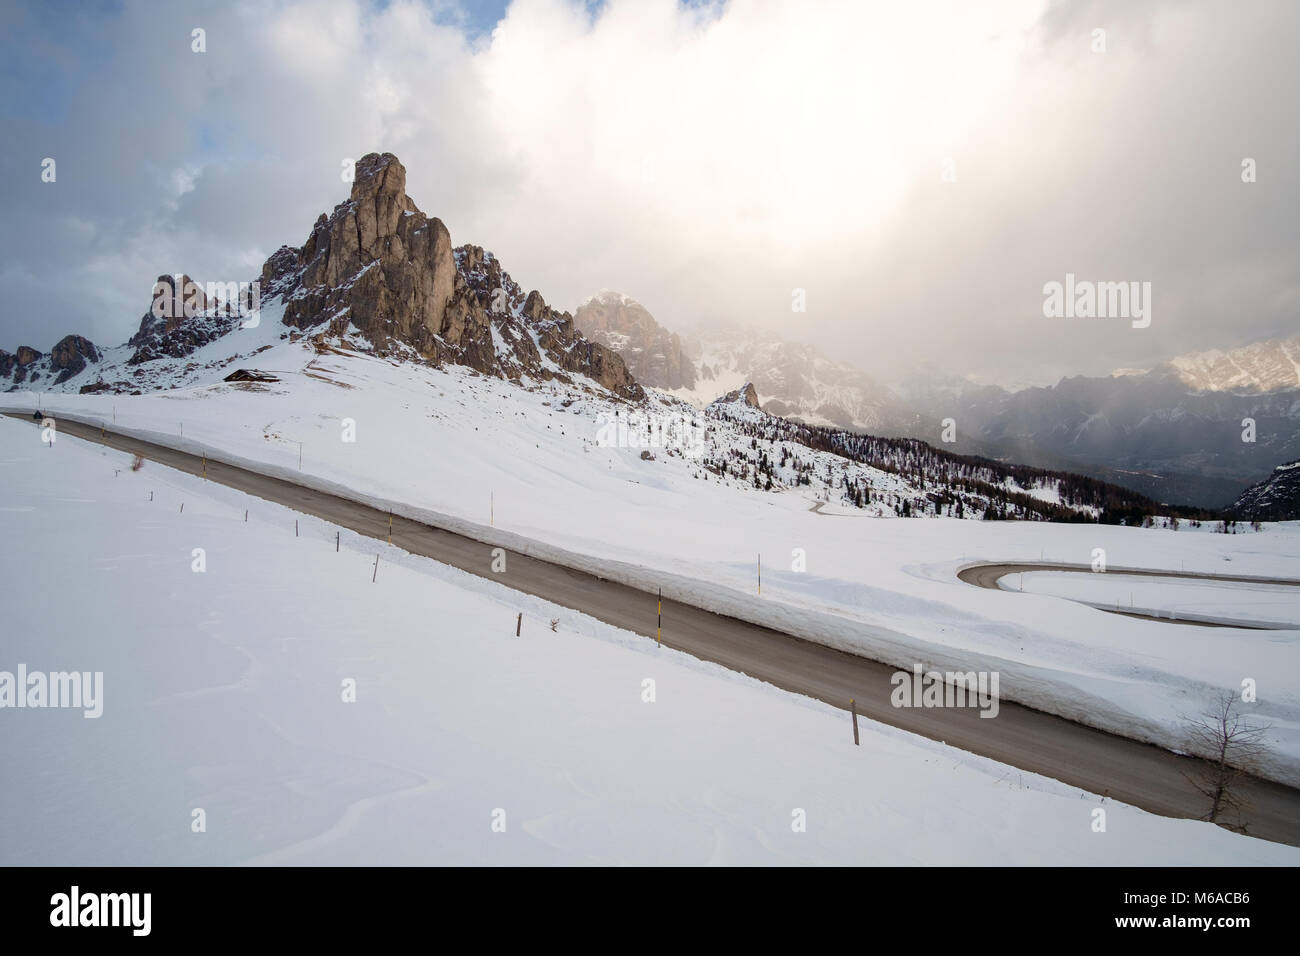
[3,152,1298,866]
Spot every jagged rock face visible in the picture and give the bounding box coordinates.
[49,335,100,384]
[2,338,101,388]
[453,247,641,397]
[2,346,43,385]
[573,292,696,390]
[451,244,537,375]
[263,152,643,400]
[127,274,236,366]
[272,152,457,355]
[131,275,210,345]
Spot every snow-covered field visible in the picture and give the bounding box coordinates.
[11,323,1300,786]
[1008,571,1300,629]
[2,416,1296,864]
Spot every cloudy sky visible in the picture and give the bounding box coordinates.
[2,0,1296,385]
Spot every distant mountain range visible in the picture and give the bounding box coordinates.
[900,340,1300,510]
[1126,333,1300,393]
[573,293,1299,510]
[0,146,1169,530]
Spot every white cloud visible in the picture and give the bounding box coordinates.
[2,0,1295,386]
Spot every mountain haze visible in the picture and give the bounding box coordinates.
[573,293,918,435]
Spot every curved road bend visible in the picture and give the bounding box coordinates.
[959,562,1300,629]
[9,411,1300,847]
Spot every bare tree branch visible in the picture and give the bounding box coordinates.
[1181,692,1272,832]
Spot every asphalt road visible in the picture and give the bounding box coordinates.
[958,562,1300,629]
[9,411,1300,847]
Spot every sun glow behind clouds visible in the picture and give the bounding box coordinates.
[477,0,1043,265]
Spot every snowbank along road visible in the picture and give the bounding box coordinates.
[8,411,1300,848]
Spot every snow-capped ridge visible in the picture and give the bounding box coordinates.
[1150,332,1300,394]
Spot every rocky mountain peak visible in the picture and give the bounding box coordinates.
[127,273,235,366]
[1,334,101,387]
[714,382,761,408]
[5,152,644,402]
[353,151,406,201]
[350,152,420,264]
[0,346,34,382]
[263,152,642,400]
[572,291,696,390]
[49,335,100,379]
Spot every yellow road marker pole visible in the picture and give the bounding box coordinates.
[657,588,662,646]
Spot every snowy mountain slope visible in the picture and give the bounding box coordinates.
[8,275,1157,525]
[1228,460,1300,521]
[702,388,1150,522]
[6,416,1293,864]
[16,332,1300,787]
